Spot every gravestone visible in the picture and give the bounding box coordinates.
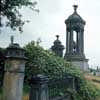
[3,36,27,100]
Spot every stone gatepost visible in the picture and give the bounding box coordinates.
[3,41,27,100]
[29,74,49,100]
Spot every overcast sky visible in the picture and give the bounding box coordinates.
[0,0,100,68]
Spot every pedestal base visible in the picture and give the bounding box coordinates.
[64,54,89,71]
[96,72,100,76]
[71,60,89,71]
[3,72,24,100]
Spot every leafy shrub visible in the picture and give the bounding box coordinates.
[24,41,81,80]
[24,41,100,100]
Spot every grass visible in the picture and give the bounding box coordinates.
[22,84,30,100]
[84,73,100,89]
[22,94,29,100]
[0,86,30,100]
[84,73,100,100]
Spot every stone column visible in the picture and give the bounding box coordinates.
[67,32,70,54]
[77,31,80,53]
[66,31,68,53]
[70,30,73,54]
[29,74,49,100]
[81,30,84,54]
[78,30,84,55]
[3,43,27,100]
[78,30,81,54]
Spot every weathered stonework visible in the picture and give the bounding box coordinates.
[64,5,89,71]
[71,60,89,71]
[96,72,100,76]
[3,70,24,100]
[29,75,49,100]
[3,41,27,100]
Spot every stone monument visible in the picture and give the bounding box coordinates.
[29,74,49,100]
[3,36,27,100]
[64,5,89,71]
[51,35,64,57]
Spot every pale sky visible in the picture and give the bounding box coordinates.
[0,0,100,68]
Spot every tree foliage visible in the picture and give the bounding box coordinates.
[24,41,99,100]
[24,41,81,80]
[0,0,38,32]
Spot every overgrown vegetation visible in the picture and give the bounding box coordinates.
[24,41,100,100]
[84,74,100,100]
[0,41,100,100]
[24,41,81,80]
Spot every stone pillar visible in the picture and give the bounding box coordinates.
[76,32,78,53]
[3,43,27,100]
[66,31,68,53]
[29,74,49,100]
[81,30,84,54]
[70,30,73,54]
[78,30,84,55]
[67,32,70,54]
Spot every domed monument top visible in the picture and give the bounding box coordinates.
[65,5,86,32]
[64,3,89,71]
[65,5,85,24]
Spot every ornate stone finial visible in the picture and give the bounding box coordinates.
[56,35,59,40]
[11,35,14,44]
[73,5,78,13]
